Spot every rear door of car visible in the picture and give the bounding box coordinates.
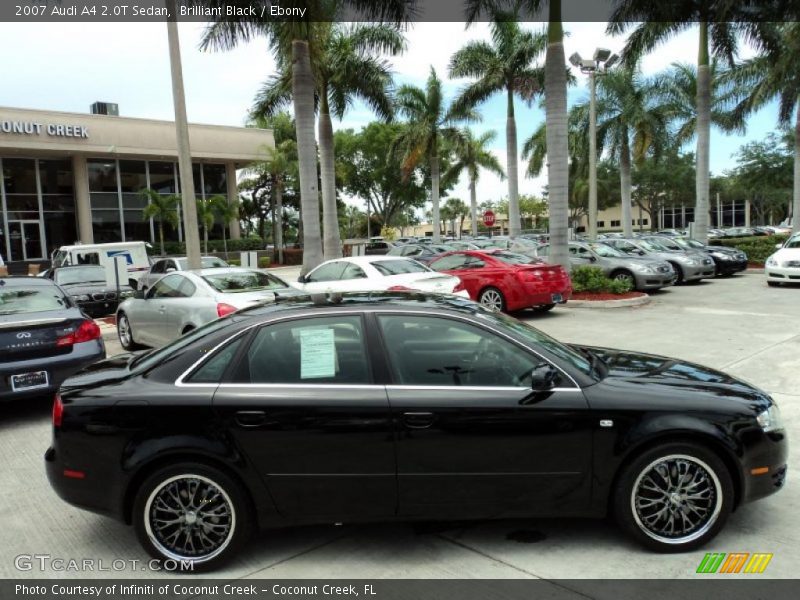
[210,313,397,520]
[376,311,593,520]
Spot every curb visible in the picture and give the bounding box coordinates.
[564,294,651,309]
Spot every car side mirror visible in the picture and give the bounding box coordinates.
[589,255,597,262]
[133,289,145,300]
[297,275,307,284]
[531,363,558,391]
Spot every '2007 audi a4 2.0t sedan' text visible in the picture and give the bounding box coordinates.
[45,293,787,569]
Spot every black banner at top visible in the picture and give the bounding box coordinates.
[2,0,799,23]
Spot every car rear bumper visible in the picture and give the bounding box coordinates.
[512,280,572,310]
[0,340,105,402]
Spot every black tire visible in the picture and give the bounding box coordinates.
[132,462,252,571]
[182,325,196,336]
[532,303,556,313]
[128,279,138,290]
[669,263,684,284]
[767,281,780,287]
[117,312,144,351]
[613,442,733,553]
[478,287,506,312]
[610,269,636,290]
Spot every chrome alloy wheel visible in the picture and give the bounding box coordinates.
[479,289,503,311]
[144,474,236,563]
[118,314,132,347]
[631,454,723,545]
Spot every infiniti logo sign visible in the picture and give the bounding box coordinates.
[16,332,32,339]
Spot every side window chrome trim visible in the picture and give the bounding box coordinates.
[386,385,582,392]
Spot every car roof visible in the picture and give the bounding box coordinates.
[0,276,57,287]
[318,255,417,266]
[189,267,268,276]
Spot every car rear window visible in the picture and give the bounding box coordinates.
[491,252,536,265]
[202,271,288,292]
[371,260,431,276]
[0,284,70,315]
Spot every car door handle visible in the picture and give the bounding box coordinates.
[235,410,267,427]
[402,411,435,429]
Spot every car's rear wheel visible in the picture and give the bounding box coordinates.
[614,442,733,552]
[117,312,143,351]
[133,463,252,571]
[478,287,505,312]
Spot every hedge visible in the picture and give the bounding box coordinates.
[709,235,788,264]
[571,266,633,294]
[161,236,265,255]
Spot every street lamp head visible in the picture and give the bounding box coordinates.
[568,52,583,67]
[581,59,596,71]
[593,48,611,62]
[604,53,620,69]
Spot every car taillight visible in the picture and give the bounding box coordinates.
[52,394,63,428]
[517,269,543,282]
[452,281,466,293]
[217,302,238,318]
[388,285,414,292]
[56,320,101,347]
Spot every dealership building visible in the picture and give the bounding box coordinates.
[0,105,274,267]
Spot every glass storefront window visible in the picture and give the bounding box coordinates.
[91,209,122,243]
[39,159,74,195]
[119,160,147,193]
[5,195,39,212]
[148,161,177,194]
[43,211,78,254]
[124,210,151,242]
[88,159,118,192]
[121,192,148,210]
[90,192,119,210]
[2,158,37,194]
[202,164,227,195]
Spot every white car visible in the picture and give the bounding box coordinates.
[293,256,469,298]
[766,234,800,286]
[139,255,229,293]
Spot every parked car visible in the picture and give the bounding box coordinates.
[394,237,418,245]
[293,256,469,298]
[604,238,712,284]
[638,236,716,282]
[52,241,152,290]
[46,265,134,317]
[387,243,454,265]
[429,249,571,313]
[655,229,685,237]
[480,236,542,259]
[447,241,480,251]
[365,238,394,255]
[0,276,104,402]
[766,234,800,287]
[724,227,755,238]
[116,268,298,350]
[139,256,229,293]
[46,292,787,568]
[672,238,748,276]
[537,242,675,291]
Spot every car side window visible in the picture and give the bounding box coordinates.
[306,261,347,282]
[178,278,197,297]
[231,316,371,385]
[150,261,163,274]
[340,263,367,280]
[430,254,468,271]
[402,246,421,256]
[378,315,556,388]
[187,337,245,383]
[465,256,486,268]
[150,274,186,299]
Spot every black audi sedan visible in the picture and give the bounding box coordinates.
[1,276,105,402]
[45,293,787,569]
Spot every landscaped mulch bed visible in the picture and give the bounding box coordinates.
[571,291,647,301]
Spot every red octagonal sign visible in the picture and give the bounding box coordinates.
[482,210,496,227]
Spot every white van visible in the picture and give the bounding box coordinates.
[52,242,151,288]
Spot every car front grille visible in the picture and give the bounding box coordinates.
[783,261,800,268]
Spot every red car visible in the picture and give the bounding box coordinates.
[429,249,572,313]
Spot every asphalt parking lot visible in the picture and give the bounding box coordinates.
[1,272,797,580]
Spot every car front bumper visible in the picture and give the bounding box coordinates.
[679,261,717,281]
[740,429,788,505]
[766,266,800,281]
[633,271,675,290]
[0,340,105,402]
[714,258,748,275]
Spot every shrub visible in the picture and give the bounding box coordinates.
[571,266,633,294]
[709,235,787,264]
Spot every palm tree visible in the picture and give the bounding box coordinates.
[263,140,298,265]
[209,194,240,257]
[253,22,405,261]
[728,22,800,233]
[449,15,545,239]
[196,198,215,255]
[392,68,477,243]
[199,0,414,275]
[607,1,762,243]
[140,189,179,256]
[445,130,505,236]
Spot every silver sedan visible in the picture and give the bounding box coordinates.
[116,267,300,349]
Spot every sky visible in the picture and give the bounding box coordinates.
[0,19,782,212]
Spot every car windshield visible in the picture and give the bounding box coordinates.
[643,238,671,251]
[371,260,431,276]
[653,238,682,251]
[491,251,536,265]
[785,236,800,249]
[177,257,229,269]
[588,243,625,258]
[0,285,70,315]
[511,237,537,247]
[477,310,598,381]
[674,238,703,250]
[54,266,106,285]
[635,240,662,252]
[431,244,454,253]
[202,271,288,293]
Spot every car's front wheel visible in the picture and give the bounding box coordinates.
[133,463,252,571]
[117,312,143,351]
[614,442,733,552]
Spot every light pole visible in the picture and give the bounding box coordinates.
[569,49,618,242]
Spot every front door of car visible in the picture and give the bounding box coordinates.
[376,313,593,519]
[301,261,348,293]
[144,274,186,346]
[211,314,396,520]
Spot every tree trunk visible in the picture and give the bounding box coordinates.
[271,191,278,264]
[318,94,343,259]
[620,132,633,237]
[506,88,521,238]
[694,22,711,243]
[276,183,284,265]
[794,97,800,234]
[222,228,228,256]
[203,226,208,254]
[431,152,441,243]
[158,221,165,256]
[544,7,570,272]
[470,179,478,237]
[292,40,324,275]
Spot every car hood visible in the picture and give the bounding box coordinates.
[574,345,771,408]
[774,248,800,261]
[59,282,133,295]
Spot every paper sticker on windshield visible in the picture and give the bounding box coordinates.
[300,328,336,379]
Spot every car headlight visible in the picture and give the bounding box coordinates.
[70,294,90,302]
[757,404,783,433]
[119,290,134,298]
[630,263,655,274]
[710,251,731,260]
[766,255,778,267]
[684,257,700,266]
